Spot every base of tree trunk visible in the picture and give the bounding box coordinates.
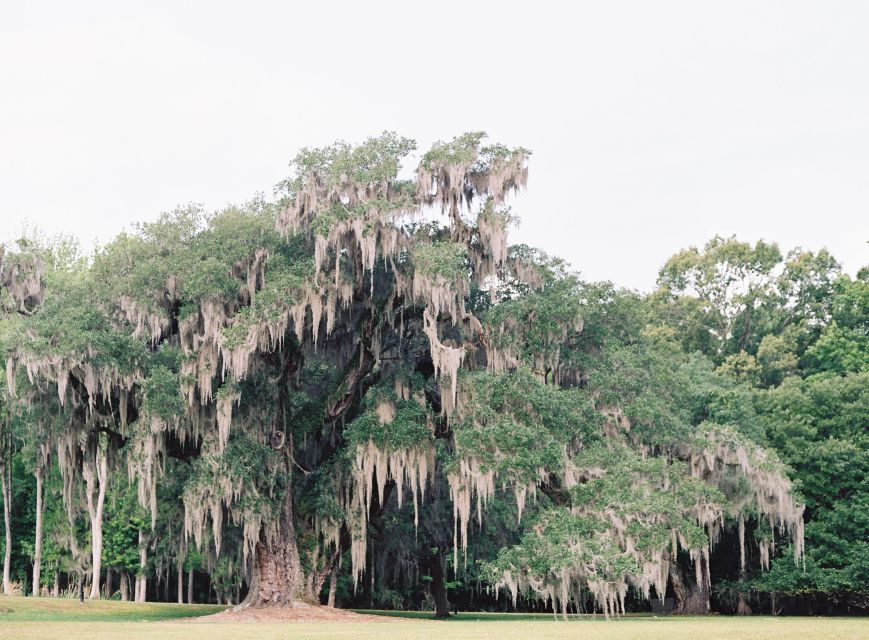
[238,533,303,608]
[429,550,451,619]
[669,563,710,615]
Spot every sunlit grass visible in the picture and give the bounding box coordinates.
[1,596,866,640]
[0,595,224,622]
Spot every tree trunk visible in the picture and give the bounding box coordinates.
[232,348,308,610]
[736,562,752,615]
[737,592,752,615]
[430,550,451,618]
[327,562,338,607]
[32,470,43,596]
[53,571,59,597]
[187,569,193,604]
[105,568,113,599]
[669,560,710,615]
[1,463,12,595]
[307,547,339,603]
[135,529,147,602]
[177,562,184,604]
[242,525,303,607]
[120,572,128,601]
[84,447,108,599]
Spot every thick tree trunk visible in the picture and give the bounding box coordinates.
[84,447,108,599]
[32,470,43,596]
[238,452,304,609]
[235,348,307,609]
[430,551,451,618]
[669,560,710,615]
[2,463,12,595]
[242,526,303,607]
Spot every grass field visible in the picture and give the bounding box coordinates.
[1,596,867,640]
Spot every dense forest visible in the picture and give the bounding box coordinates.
[0,132,866,617]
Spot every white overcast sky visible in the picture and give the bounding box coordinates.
[1,1,867,290]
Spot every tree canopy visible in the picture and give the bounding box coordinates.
[0,131,863,616]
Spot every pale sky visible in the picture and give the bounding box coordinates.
[1,1,867,290]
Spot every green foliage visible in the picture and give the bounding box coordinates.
[345,397,432,453]
[103,482,148,574]
[412,242,467,282]
[450,369,597,483]
[1,122,863,616]
[278,131,417,198]
[420,132,487,170]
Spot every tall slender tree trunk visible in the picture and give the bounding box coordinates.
[105,567,113,599]
[84,446,108,599]
[1,462,12,595]
[187,569,193,604]
[177,562,184,603]
[32,469,43,596]
[135,529,147,602]
[120,572,128,601]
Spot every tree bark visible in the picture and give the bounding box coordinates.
[187,569,193,604]
[430,550,451,618]
[239,432,303,607]
[120,572,128,601]
[242,524,303,607]
[737,591,752,615]
[237,443,304,609]
[669,560,710,615]
[736,561,752,615]
[306,547,340,603]
[84,446,108,599]
[105,568,113,599]
[135,529,147,602]
[237,348,306,609]
[32,469,43,596]
[327,562,338,607]
[1,462,12,595]
[177,561,184,603]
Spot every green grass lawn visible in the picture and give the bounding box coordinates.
[1,596,867,640]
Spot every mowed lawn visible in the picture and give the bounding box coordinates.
[1,597,867,640]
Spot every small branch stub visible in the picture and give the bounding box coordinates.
[269,431,285,450]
